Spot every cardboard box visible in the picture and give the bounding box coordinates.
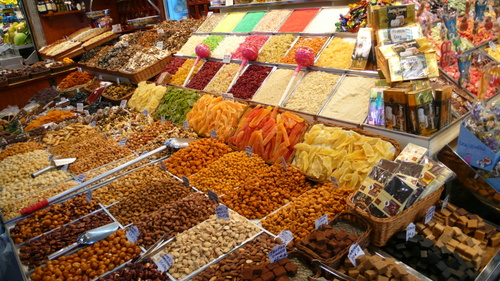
[370,4,416,29]
[456,119,500,172]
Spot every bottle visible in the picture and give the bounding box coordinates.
[37,0,48,14]
[50,0,58,12]
[64,0,72,11]
[76,0,81,10]
[45,0,53,14]
[58,0,67,12]
[81,0,85,11]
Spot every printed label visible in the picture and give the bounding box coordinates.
[85,191,92,203]
[406,222,415,241]
[441,194,449,211]
[216,204,230,220]
[210,130,217,139]
[245,146,253,157]
[161,116,166,124]
[182,176,190,186]
[223,54,232,63]
[126,226,140,243]
[269,244,287,263]
[143,109,149,116]
[277,230,294,245]
[315,214,328,230]
[77,103,84,112]
[119,139,127,147]
[207,189,219,203]
[348,243,364,266]
[120,100,127,109]
[183,121,189,129]
[280,157,288,171]
[157,29,165,34]
[76,174,86,184]
[155,254,174,272]
[90,120,96,127]
[222,93,234,102]
[425,206,435,224]
[156,41,164,50]
[331,177,339,188]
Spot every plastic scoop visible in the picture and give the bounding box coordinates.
[278,46,315,106]
[183,43,210,87]
[48,222,120,260]
[227,45,259,92]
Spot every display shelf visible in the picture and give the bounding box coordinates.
[39,10,85,18]
[211,0,354,12]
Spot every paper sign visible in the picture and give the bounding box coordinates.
[269,244,287,263]
[84,110,90,116]
[216,204,230,220]
[245,146,253,157]
[183,121,189,129]
[126,226,140,243]
[315,214,328,230]
[425,206,435,224]
[182,176,190,186]
[223,54,232,63]
[85,191,92,203]
[331,177,339,188]
[143,109,149,116]
[489,41,496,51]
[210,130,217,139]
[49,155,54,162]
[155,254,173,272]
[76,174,86,184]
[120,100,127,109]
[158,29,165,34]
[161,116,166,124]
[119,139,127,147]
[77,67,82,72]
[348,243,364,266]
[207,189,219,203]
[117,78,121,84]
[277,230,294,245]
[77,103,84,112]
[156,41,164,50]
[222,93,234,102]
[441,194,449,211]
[90,120,96,127]
[406,222,415,241]
[280,157,287,171]
[76,88,80,93]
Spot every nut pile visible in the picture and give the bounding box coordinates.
[80,46,103,63]
[134,124,198,158]
[153,211,260,280]
[1,180,78,221]
[136,31,159,47]
[192,233,281,281]
[48,132,104,156]
[10,195,100,244]
[122,120,183,151]
[98,45,128,68]
[0,142,44,161]
[19,211,113,269]
[109,177,191,225]
[42,124,96,147]
[262,184,353,243]
[106,45,141,71]
[86,46,113,67]
[83,154,146,184]
[189,151,268,194]
[93,164,171,206]
[97,258,170,281]
[0,149,51,187]
[122,47,170,73]
[156,30,193,52]
[135,193,218,247]
[30,229,142,281]
[164,137,233,177]
[223,163,312,219]
[102,83,136,100]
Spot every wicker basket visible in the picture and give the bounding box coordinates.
[29,69,51,79]
[119,54,172,84]
[101,83,136,101]
[296,212,371,269]
[57,80,93,97]
[82,33,119,51]
[346,185,444,247]
[7,74,30,84]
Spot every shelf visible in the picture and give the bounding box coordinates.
[211,0,355,11]
[39,10,85,18]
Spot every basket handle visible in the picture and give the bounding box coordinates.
[353,201,373,220]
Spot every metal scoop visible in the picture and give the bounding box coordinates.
[164,138,195,149]
[48,222,120,260]
[31,158,76,178]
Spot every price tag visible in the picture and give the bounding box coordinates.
[182,176,190,186]
[119,139,127,147]
[62,164,69,172]
[245,146,253,157]
[216,204,230,220]
[157,29,165,34]
[49,154,54,162]
[280,157,287,171]
[489,41,497,51]
[315,214,328,230]
[77,67,82,72]
[160,161,167,172]
[116,78,121,84]
[140,150,149,156]
[77,103,84,112]
[85,191,92,203]
[441,194,449,211]
[160,116,166,124]
[347,243,364,267]
[155,254,174,272]
[183,121,189,129]
[210,130,217,139]
[90,120,96,127]
[76,174,86,184]
[389,28,410,43]
[126,226,140,243]
[207,189,219,203]
[331,176,339,188]
[222,93,234,102]
[120,99,127,109]
[406,222,416,241]
[143,109,149,116]
[156,41,164,50]
[223,54,232,63]
[84,110,90,116]
[277,230,294,245]
[76,88,80,93]
[268,244,287,263]
[99,75,103,80]
[425,206,435,224]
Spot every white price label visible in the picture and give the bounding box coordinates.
[116,78,121,84]
[245,146,253,157]
[84,110,90,116]
[222,92,234,102]
[441,194,449,211]
[210,130,217,139]
[269,244,287,263]
[49,154,54,162]
[277,230,294,245]
[126,226,140,243]
[62,164,69,172]
[216,204,230,220]
[85,191,92,203]
[160,161,167,171]
[183,121,189,129]
[119,139,127,147]
[331,176,339,188]
[425,206,435,224]
[155,254,174,272]
[207,189,219,203]
[156,41,164,50]
[406,222,415,241]
[77,67,82,72]
[389,28,410,43]
[90,120,96,127]
[489,41,497,51]
[347,243,364,267]
[223,54,232,63]
[99,75,103,80]
[143,109,149,116]
[76,174,86,184]
[77,103,84,112]
[182,176,190,186]
[315,214,328,230]
[161,116,166,124]
[76,88,80,93]
[280,157,287,171]
[120,99,127,109]
[157,29,165,34]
